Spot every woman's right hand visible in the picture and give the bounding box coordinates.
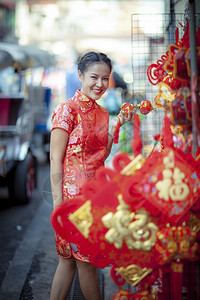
[117,109,134,126]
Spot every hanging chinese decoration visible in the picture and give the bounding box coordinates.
[147,22,200,151]
[51,111,200,299]
[113,100,156,144]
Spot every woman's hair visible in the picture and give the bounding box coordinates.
[77,51,112,74]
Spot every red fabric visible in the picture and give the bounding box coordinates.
[52,89,109,201]
[51,90,109,261]
[55,233,90,262]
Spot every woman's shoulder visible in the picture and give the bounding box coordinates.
[53,98,75,114]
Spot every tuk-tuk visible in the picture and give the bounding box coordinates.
[0,43,55,203]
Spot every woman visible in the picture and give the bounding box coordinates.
[50,51,132,300]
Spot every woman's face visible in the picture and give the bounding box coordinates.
[78,62,111,101]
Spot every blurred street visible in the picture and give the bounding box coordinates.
[0,153,121,300]
[0,154,54,299]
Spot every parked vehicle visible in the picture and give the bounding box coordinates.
[0,43,55,203]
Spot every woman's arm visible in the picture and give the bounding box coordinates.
[50,128,69,208]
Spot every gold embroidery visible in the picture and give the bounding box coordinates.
[156,151,189,201]
[73,145,82,154]
[69,200,93,238]
[102,194,158,250]
[115,264,152,286]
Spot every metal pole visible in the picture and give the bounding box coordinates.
[189,0,199,156]
[169,0,176,44]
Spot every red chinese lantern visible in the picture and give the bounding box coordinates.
[121,103,135,117]
[137,100,154,115]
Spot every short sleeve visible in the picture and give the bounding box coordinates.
[51,102,74,134]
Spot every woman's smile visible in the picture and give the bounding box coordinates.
[93,88,103,95]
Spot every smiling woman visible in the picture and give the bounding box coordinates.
[49,51,133,300]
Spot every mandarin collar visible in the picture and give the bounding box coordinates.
[75,90,96,104]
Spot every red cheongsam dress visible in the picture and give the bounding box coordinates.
[51,90,109,262]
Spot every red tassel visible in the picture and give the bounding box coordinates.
[162,115,174,148]
[175,27,179,44]
[113,119,120,144]
[131,113,143,156]
[170,262,183,300]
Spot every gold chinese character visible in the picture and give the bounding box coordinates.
[102,195,158,251]
[156,152,189,201]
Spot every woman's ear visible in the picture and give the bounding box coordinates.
[78,70,83,82]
